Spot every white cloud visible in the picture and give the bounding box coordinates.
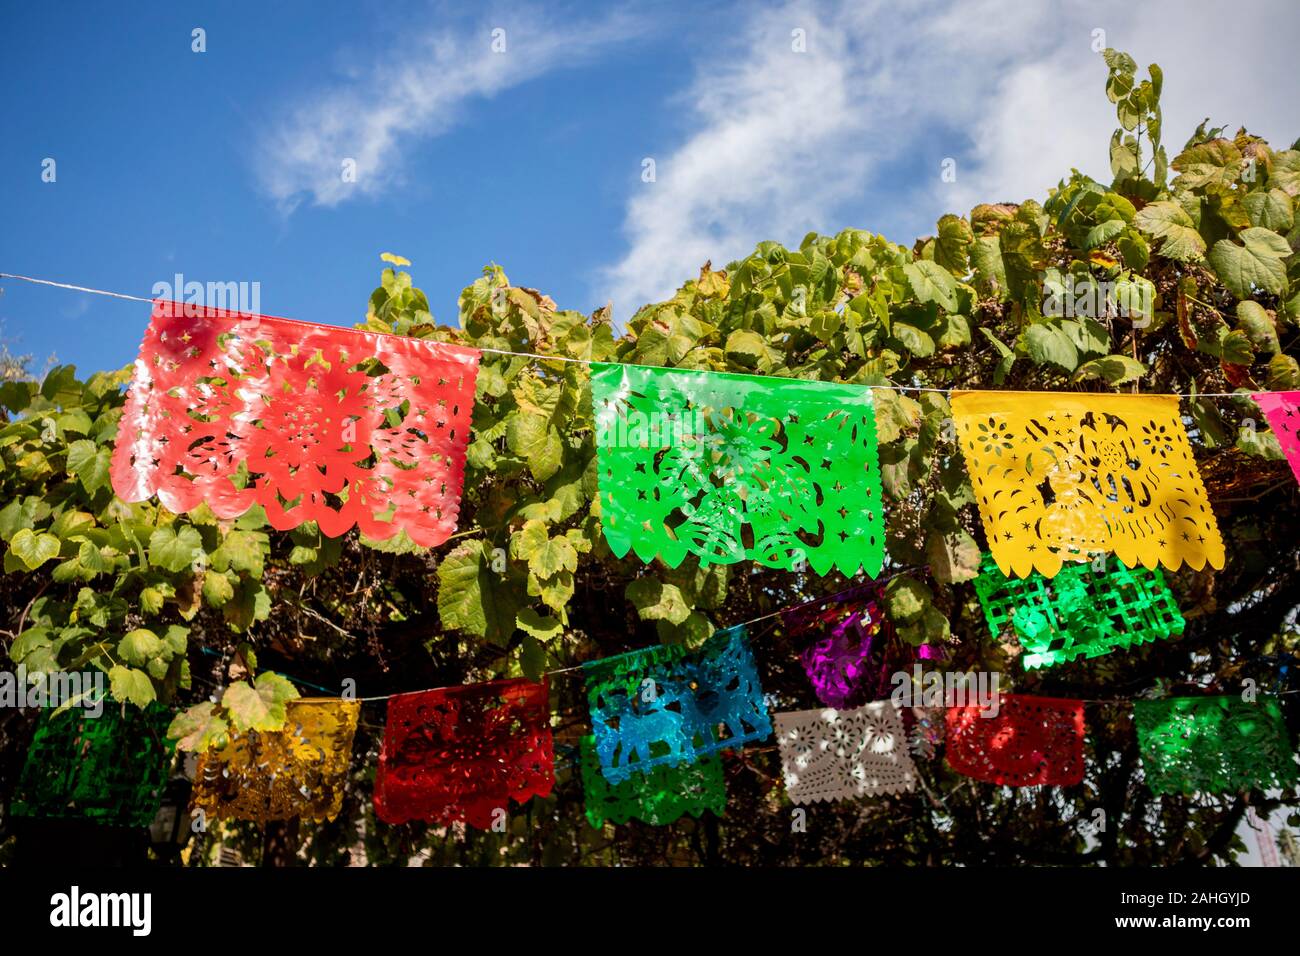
[598,0,1300,317]
[941,54,1106,216]
[257,9,640,212]
[942,0,1300,216]
[597,3,874,316]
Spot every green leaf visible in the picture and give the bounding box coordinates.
[724,329,775,371]
[970,235,1008,296]
[211,529,265,576]
[15,449,53,482]
[808,309,842,344]
[510,519,579,578]
[358,529,426,555]
[532,569,575,613]
[1072,354,1147,385]
[1171,138,1242,189]
[221,672,300,733]
[516,608,563,642]
[902,260,959,312]
[505,415,563,482]
[625,577,691,625]
[0,380,33,414]
[108,664,157,708]
[1023,323,1078,371]
[139,587,165,615]
[1266,354,1300,390]
[1207,228,1291,298]
[1133,201,1206,261]
[547,462,595,524]
[1110,130,1139,179]
[40,365,80,404]
[148,525,204,573]
[162,624,188,657]
[1117,232,1150,271]
[1084,219,1126,249]
[1063,316,1111,358]
[1236,301,1279,353]
[993,214,1045,304]
[1236,425,1283,460]
[1115,276,1155,325]
[924,529,981,584]
[167,702,230,752]
[978,328,1016,384]
[1268,149,1300,197]
[519,634,547,682]
[1102,48,1137,79]
[224,579,272,632]
[6,527,61,571]
[883,575,932,624]
[0,497,39,542]
[655,609,715,647]
[1219,329,1255,365]
[201,570,235,607]
[898,605,951,647]
[50,510,94,540]
[437,540,519,645]
[871,388,921,443]
[891,323,935,358]
[233,505,268,531]
[119,628,165,667]
[934,214,973,273]
[936,314,971,349]
[10,625,51,663]
[65,439,112,494]
[1243,188,1294,231]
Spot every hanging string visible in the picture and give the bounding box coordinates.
[0,272,1278,399]
[8,274,1296,715]
[9,271,1295,813]
[277,664,1300,706]
[199,561,1300,709]
[312,573,915,703]
[0,272,155,303]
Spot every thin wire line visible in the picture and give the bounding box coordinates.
[0,272,1277,399]
[8,275,1295,703]
[347,577,906,701]
[197,645,339,696]
[0,272,154,303]
[1075,688,1300,704]
[11,276,1294,796]
[213,578,1300,709]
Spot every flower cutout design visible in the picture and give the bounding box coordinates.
[110,301,480,546]
[592,362,885,575]
[976,416,1015,456]
[1138,420,1177,459]
[774,702,916,804]
[953,390,1224,577]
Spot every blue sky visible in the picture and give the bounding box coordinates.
[2,0,1297,376]
[1,0,1297,865]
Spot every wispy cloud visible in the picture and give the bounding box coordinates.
[597,1,890,317]
[597,0,1300,317]
[941,0,1300,217]
[257,7,641,212]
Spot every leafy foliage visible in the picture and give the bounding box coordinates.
[2,50,1298,866]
